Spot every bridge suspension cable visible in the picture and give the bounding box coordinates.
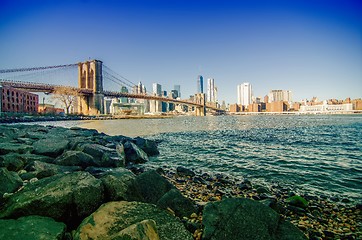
[102,65,138,90]
[0,63,78,74]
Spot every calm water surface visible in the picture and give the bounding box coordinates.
[39,115,362,201]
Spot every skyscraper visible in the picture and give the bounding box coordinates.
[174,85,181,98]
[237,83,252,106]
[197,75,204,93]
[267,90,292,103]
[207,78,217,103]
[152,83,162,96]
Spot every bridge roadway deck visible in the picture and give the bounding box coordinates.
[0,79,222,111]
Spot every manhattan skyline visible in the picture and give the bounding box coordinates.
[0,0,361,104]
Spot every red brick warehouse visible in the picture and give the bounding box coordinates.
[0,85,38,113]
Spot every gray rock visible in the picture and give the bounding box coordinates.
[0,168,23,197]
[0,171,104,229]
[54,151,96,168]
[32,138,69,157]
[0,215,66,240]
[116,143,126,167]
[117,219,160,240]
[157,189,197,218]
[176,166,195,177]
[74,201,193,240]
[25,161,81,179]
[202,198,307,240]
[79,143,122,167]
[124,141,149,164]
[135,170,174,204]
[133,137,159,156]
[0,143,33,155]
[100,168,143,202]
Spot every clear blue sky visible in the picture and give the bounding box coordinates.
[0,0,361,104]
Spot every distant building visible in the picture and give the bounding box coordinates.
[120,86,129,103]
[38,104,65,115]
[300,100,353,113]
[207,78,217,103]
[268,90,292,103]
[237,83,252,107]
[197,75,204,93]
[174,85,181,98]
[266,101,289,112]
[229,104,244,112]
[352,99,362,110]
[1,85,38,114]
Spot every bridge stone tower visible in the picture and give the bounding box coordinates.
[194,93,206,116]
[77,60,104,115]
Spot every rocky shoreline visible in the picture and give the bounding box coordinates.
[0,124,360,240]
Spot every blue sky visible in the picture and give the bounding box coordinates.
[0,0,361,104]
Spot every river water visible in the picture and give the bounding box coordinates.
[38,115,362,201]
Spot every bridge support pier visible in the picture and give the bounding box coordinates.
[194,93,206,116]
[77,60,104,115]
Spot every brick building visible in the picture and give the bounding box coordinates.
[266,101,288,112]
[0,85,39,114]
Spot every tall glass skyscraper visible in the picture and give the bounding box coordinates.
[237,82,252,106]
[197,75,204,93]
[207,78,217,103]
[174,85,181,98]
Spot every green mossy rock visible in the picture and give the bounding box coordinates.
[285,195,309,209]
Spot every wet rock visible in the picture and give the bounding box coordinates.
[24,161,81,179]
[0,168,23,197]
[202,198,307,240]
[0,143,33,155]
[238,179,252,191]
[133,136,160,156]
[134,170,174,204]
[176,166,195,177]
[54,151,96,168]
[157,189,197,218]
[0,215,67,240]
[73,201,193,240]
[286,195,309,209]
[0,171,104,229]
[124,141,149,164]
[32,138,69,157]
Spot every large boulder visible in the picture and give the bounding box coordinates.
[0,215,67,240]
[117,219,159,240]
[54,151,96,168]
[78,144,122,167]
[73,201,193,240]
[25,161,81,179]
[32,138,69,157]
[202,198,307,240]
[133,137,159,156]
[0,168,23,197]
[134,170,174,204]
[0,143,33,155]
[157,189,197,218]
[124,141,149,164]
[0,171,104,229]
[100,168,143,202]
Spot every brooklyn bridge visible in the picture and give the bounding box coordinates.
[0,60,224,116]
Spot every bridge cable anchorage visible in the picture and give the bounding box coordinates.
[0,63,78,74]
